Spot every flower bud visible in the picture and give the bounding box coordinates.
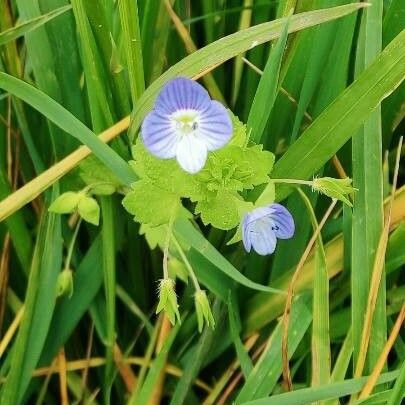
[57,268,74,298]
[77,196,100,225]
[156,278,181,325]
[194,290,215,332]
[312,177,356,206]
[49,192,82,214]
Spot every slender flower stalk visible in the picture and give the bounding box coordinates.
[171,234,201,292]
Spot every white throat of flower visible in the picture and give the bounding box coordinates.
[171,109,200,137]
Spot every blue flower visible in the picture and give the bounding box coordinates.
[141,77,232,174]
[242,204,295,256]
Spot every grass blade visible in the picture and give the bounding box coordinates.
[247,14,290,144]
[351,0,385,375]
[0,188,62,403]
[228,293,254,379]
[261,29,405,202]
[242,370,400,405]
[118,0,145,104]
[235,294,312,403]
[100,197,116,403]
[0,4,368,224]
[0,74,135,185]
[297,189,331,392]
[0,4,71,46]
[131,322,180,404]
[129,3,368,137]
[174,218,285,294]
[387,360,405,405]
[40,237,103,365]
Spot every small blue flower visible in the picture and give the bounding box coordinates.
[242,204,295,256]
[141,77,232,174]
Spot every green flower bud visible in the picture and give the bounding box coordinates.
[57,268,74,298]
[194,290,215,333]
[156,278,181,325]
[49,192,82,214]
[312,177,356,206]
[77,196,100,225]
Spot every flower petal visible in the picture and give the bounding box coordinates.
[176,135,208,174]
[198,101,233,150]
[248,219,277,255]
[242,214,252,252]
[269,203,295,239]
[155,77,211,114]
[141,110,179,158]
[243,206,273,228]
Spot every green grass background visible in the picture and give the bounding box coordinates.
[0,0,404,404]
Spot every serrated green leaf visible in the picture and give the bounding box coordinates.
[139,207,192,249]
[196,190,248,230]
[48,191,82,214]
[229,112,248,147]
[77,196,100,225]
[139,223,166,250]
[197,144,275,198]
[78,155,121,190]
[131,140,203,200]
[241,145,275,188]
[122,180,181,226]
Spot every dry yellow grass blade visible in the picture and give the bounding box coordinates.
[358,305,405,399]
[57,348,68,405]
[203,333,259,405]
[0,355,212,393]
[113,344,138,392]
[0,115,130,222]
[0,306,24,358]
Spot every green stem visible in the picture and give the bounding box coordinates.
[100,197,116,405]
[171,234,201,292]
[64,218,82,270]
[82,181,115,193]
[272,178,314,187]
[162,212,176,280]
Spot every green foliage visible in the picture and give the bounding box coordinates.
[130,140,202,199]
[123,114,275,230]
[196,190,247,230]
[0,2,404,404]
[122,180,181,226]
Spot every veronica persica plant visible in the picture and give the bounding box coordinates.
[242,203,295,255]
[141,77,233,173]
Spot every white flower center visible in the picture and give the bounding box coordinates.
[171,109,200,136]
